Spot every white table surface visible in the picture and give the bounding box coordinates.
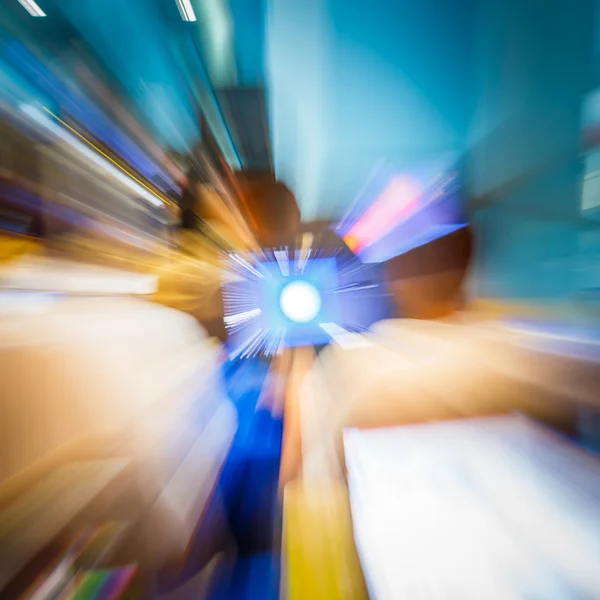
[344,416,600,600]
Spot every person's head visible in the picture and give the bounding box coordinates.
[384,226,473,319]
[237,171,300,247]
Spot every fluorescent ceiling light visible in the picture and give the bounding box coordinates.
[17,0,46,17]
[174,0,196,21]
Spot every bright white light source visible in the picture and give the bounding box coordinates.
[17,0,46,17]
[175,0,197,21]
[280,280,321,323]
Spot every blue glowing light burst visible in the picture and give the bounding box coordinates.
[258,258,340,347]
[222,248,394,358]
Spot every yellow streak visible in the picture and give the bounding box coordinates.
[41,107,172,208]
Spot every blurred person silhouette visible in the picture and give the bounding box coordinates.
[180,170,200,231]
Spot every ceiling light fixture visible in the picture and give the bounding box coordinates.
[17,0,46,17]
[174,0,197,22]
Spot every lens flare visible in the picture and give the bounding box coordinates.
[279,280,322,323]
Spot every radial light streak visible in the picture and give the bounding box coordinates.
[17,0,45,17]
[20,104,166,207]
[228,253,263,278]
[319,323,372,349]
[345,176,422,252]
[274,249,290,276]
[174,0,197,21]
[223,308,262,327]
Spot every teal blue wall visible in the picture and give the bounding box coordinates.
[267,0,477,221]
[467,0,595,301]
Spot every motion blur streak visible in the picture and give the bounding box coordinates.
[174,0,197,22]
[16,0,45,18]
[345,176,422,251]
[21,104,168,208]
